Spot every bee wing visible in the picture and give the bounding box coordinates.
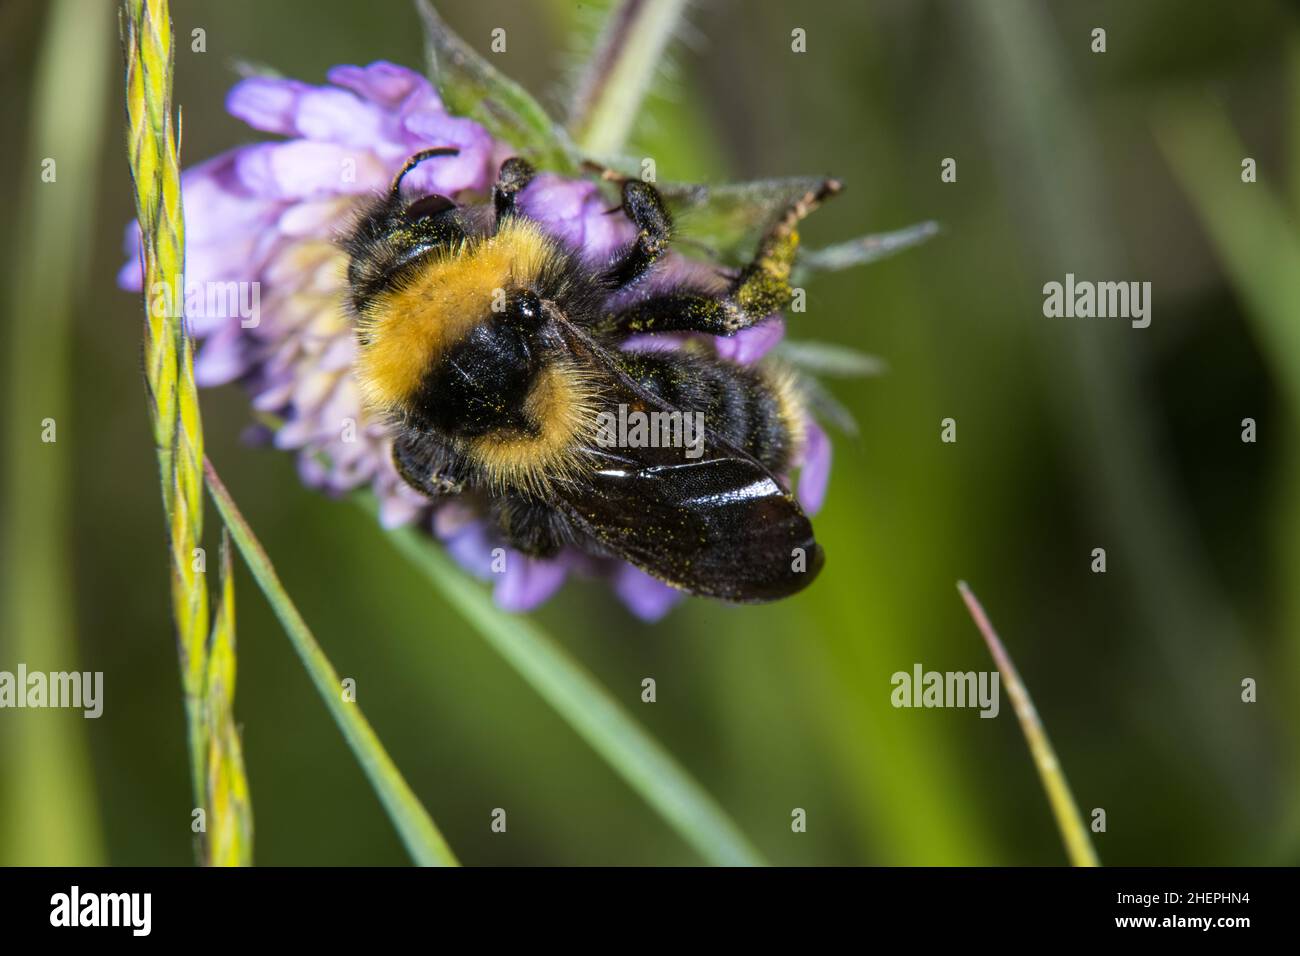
[548,317,823,602]
[558,439,823,602]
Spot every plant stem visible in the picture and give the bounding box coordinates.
[121,0,214,849]
[958,582,1100,867]
[566,0,688,157]
[380,509,766,866]
[206,460,459,867]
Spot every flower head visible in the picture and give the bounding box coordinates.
[119,61,830,620]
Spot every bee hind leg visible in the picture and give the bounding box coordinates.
[596,179,842,339]
[731,178,841,317]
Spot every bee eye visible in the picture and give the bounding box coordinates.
[405,194,456,222]
[501,289,546,333]
[514,290,542,325]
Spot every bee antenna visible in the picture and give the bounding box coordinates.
[389,147,460,199]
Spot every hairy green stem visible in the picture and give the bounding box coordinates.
[566,0,688,157]
[122,0,252,865]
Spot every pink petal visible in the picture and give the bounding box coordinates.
[397,113,495,194]
[494,555,568,612]
[327,61,431,109]
[443,522,496,580]
[378,493,425,529]
[117,245,143,291]
[193,321,248,386]
[714,317,785,364]
[226,77,311,136]
[294,87,387,147]
[433,500,480,539]
[234,141,388,200]
[517,174,635,262]
[276,197,353,237]
[796,418,831,515]
[613,564,684,621]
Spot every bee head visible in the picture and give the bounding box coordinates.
[348,151,563,421]
[343,148,480,312]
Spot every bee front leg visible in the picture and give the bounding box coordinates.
[600,180,672,289]
[598,179,842,339]
[392,431,468,498]
[493,157,536,224]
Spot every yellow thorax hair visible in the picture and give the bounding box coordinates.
[355,218,558,414]
[353,217,599,496]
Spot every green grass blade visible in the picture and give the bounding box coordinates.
[1155,93,1300,860]
[958,582,1099,867]
[1155,100,1300,418]
[0,0,112,866]
[205,460,459,867]
[376,505,766,866]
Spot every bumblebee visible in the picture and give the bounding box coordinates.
[344,148,839,602]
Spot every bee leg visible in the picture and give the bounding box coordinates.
[596,292,741,337]
[392,431,467,498]
[730,179,841,316]
[492,496,569,558]
[598,179,842,337]
[493,157,536,224]
[600,180,672,289]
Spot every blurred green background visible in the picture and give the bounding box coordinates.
[1,0,1297,866]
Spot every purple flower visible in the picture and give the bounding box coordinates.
[119,61,830,620]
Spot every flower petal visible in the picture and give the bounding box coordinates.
[442,521,496,580]
[294,87,387,147]
[494,555,568,612]
[714,316,785,364]
[397,113,495,195]
[518,173,634,263]
[796,417,832,515]
[117,232,142,290]
[193,320,250,386]
[234,141,389,200]
[613,564,684,621]
[377,493,425,529]
[226,77,311,136]
[326,61,431,109]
